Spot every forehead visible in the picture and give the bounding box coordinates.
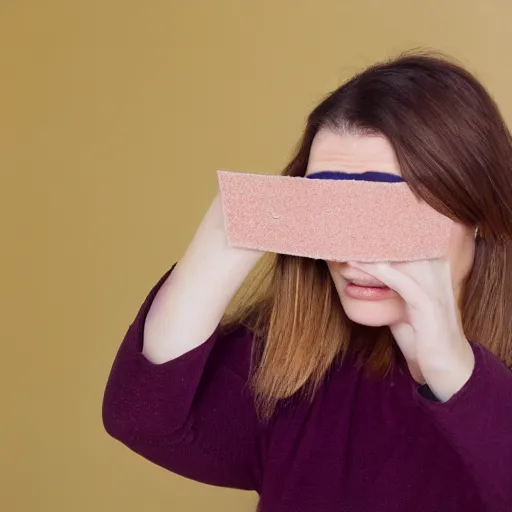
[306,129,401,176]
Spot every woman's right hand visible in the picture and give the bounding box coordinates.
[142,193,264,364]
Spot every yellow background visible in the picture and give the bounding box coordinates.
[2,1,510,511]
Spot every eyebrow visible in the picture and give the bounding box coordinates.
[306,170,404,183]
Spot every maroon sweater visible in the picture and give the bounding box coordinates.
[102,269,512,511]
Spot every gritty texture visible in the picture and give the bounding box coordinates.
[217,170,454,262]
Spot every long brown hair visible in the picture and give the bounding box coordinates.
[221,51,512,420]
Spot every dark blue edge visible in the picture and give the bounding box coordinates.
[306,171,404,183]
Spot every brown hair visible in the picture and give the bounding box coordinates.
[221,51,512,420]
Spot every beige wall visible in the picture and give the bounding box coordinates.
[1,1,510,511]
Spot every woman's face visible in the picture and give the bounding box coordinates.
[306,129,476,327]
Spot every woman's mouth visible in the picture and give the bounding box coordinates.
[343,278,397,301]
[346,278,386,288]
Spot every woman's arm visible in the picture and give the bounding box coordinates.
[103,195,266,489]
[417,343,512,510]
[351,260,512,509]
[142,195,263,363]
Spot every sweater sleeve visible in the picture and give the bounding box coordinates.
[102,268,264,491]
[416,343,512,510]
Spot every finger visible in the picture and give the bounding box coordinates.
[391,258,452,295]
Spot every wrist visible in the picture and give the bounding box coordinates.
[425,343,475,402]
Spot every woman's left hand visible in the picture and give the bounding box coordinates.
[348,259,475,402]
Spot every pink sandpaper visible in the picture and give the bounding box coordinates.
[217,170,454,262]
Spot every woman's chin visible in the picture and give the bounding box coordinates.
[341,297,404,327]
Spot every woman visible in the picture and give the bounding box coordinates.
[102,53,512,511]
